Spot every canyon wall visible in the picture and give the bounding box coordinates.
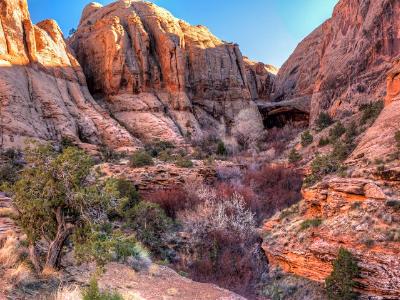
[69,1,274,143]
[262,1,400,297]
[272,0,400,123]
[0,0,139,151]
[263,177,400,299]
[0,0,274,150]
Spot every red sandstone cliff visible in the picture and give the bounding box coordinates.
[272,0,400,123]
[68,1,274,143]
[0,0,140,151]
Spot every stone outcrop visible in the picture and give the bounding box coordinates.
[99,159,240,192]
[244,57,277,101]
[0,0,140,151]
[348,60,400,173]
[69,1,273,143]
[257,98,310,128]
[263,177,400,299]
[272,0,400,124]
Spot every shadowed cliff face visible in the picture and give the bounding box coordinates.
[0,0,275,150]
[272,0,400,124]
[68,1,274,143]
[0,0,140,151]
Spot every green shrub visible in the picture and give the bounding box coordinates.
[288,148,302,163]
[304,153,345,186]
[396,131,400,149]
[105,178,139,217]
[315,112,334,131]
[158,150,175,162]
[359,100,384,125]
[329,122,346,142]
[130,151,154,168]
[385,199,400,211]
[216,140,227,156]
[318,137,330,147]
[344,122,358,143]
[99,145,122,162]
[0,149,23,185]
[311,154,340,176]
[363,239,375,248]
[300,218,322,230]
[126,201,173,256]
[279,204,299,220]
[74,225,147,268]
[82,278,124,300]
[331,141,354,161]
[175,157,193,168]
[325,248,360,300]
[145,140,175,157]
[301,131,314,147]
[60,136,76,149]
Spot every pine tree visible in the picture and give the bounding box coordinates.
[325,247,360,300]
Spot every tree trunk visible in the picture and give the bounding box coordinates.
[44,207,74,270]
[29,243,41,273]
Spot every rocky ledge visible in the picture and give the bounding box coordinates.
[262,177,400,299]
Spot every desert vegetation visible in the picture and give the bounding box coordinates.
[325,248,360,300]
[2,143,149,275]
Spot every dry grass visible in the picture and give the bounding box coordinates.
[0,234,22,268]
[6,262,33,283]
[0,207,15,218]
[0,234,34,289]
[53,285,82,300]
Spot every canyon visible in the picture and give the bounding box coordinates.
[0,0,400,299]
[0,0,275,150]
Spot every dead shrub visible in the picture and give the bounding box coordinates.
[145,186,199,219]
[242,165,303,220]
[178,188,268,297]
[259,125,303,155]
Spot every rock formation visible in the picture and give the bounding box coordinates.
[263,22,400,297]
[99,159,240,192]
[0,0,140,151]
[263,177,400,299]
[272,0,400,124]
[69,1,273,143]
[350,60,400,168]
[244,57,277,101]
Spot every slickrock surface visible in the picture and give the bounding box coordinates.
[0,0,140,151]
[64,262,246,300]
[69,1,274,143]
[272,0,400,123]
[262,177,400,299]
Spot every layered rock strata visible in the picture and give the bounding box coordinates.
[69,1,274,143]
[272,0,400,123]
[0,0,139,151]
[263,177,400,299]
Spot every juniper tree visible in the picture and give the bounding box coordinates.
[10,143,118,271]
[325,247,360,300]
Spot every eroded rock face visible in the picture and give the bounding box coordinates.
[349,60,400,166]
[69,1,273,143]
[0,0,139,151]
[98,159,241,192]
[272,0,400,123]
[263,177,400,299]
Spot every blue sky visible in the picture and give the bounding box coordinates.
[27,0,338,67]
